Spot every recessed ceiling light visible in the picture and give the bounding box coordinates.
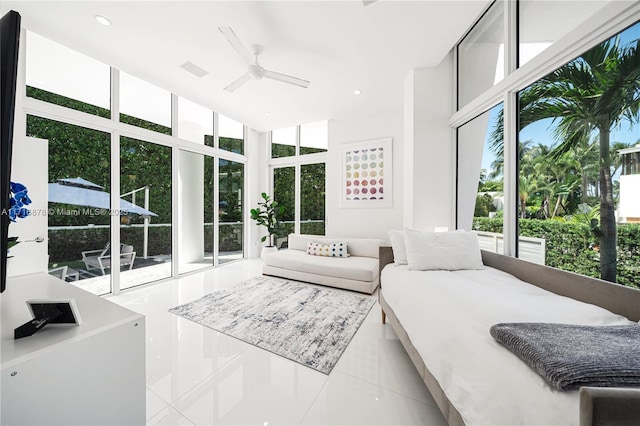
[354,90,362,95]
[264,112,271,116]
[95,15,111,26]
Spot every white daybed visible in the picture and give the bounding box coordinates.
[379,246,640,426]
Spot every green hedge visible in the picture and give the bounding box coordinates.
[48,226,172,263]
[473,218,639,288]
[49,223,246,262]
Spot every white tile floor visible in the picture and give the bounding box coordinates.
[109,259,446,426]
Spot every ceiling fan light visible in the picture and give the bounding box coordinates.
[248,64,264,80]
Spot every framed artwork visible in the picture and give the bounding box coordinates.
[340,137,392,208]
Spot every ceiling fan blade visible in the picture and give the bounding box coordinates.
[263,70,310,89]
[224,72,251,92]
[362,0,378,6]
[218,26,253,65]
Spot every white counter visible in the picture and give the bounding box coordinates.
[1,273,146,425]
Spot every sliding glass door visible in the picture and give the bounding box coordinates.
[120,137,172,289]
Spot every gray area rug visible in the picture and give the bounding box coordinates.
[169,276,375,374]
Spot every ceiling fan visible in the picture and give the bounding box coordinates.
[218,26,310,92]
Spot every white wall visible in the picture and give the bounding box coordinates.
[326,110,404,241]
[245,128,269,258]
[403,57,455,231]
[325,55,454,241]
[178,151,204,264]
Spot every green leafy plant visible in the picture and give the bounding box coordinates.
[250,193,284,247]
[473,217,640,289]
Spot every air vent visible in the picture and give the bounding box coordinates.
[180,61,209,78]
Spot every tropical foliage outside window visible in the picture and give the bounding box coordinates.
[27,116,113,295]
[219,159,244,263]
[300,163,326,235]
[23,31,250,295]
[120,137,172,289]
[273,166,295,242]
[484,22,640,288]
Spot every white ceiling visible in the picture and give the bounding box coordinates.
[1,1,490,132]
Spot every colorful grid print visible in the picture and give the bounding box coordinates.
[344,147,384,201]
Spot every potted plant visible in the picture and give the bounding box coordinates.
[250,192,284,257]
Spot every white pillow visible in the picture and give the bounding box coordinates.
[388,230,407,265]
[404,228,484,271]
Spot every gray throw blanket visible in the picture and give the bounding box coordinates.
[490,323,640,391]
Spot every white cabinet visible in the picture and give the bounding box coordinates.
[1,274,146,425]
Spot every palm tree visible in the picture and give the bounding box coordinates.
[518,175,539,218]
[491,34,640,282]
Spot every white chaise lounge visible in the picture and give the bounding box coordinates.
[262,233,382,294]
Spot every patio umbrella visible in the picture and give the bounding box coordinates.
[48,177,158,217]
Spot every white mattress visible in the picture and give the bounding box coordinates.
[381,265,634,426]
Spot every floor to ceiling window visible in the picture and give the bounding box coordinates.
[119,72,172,135]
[120,137,172,289]
[457,104,505,253]
[300,163,326,235]
[518,0,609,67]
[23,30,250,294]
[454,1,639,288]
[457,1,504,109]
[273,166,295,244]
[218,114,244,154]
[218,159,244,263]
[27,116,113,296]
[270,121,327,246]
[515,22,640,287]
[25,30,110,118]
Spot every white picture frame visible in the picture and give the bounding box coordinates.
[340,137,392,208]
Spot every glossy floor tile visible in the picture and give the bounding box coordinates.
[110,259,447,426]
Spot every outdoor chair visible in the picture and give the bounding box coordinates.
[82,243,136,276]
[48,265,69,281]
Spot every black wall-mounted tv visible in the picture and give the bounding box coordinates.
[1,10,21,293]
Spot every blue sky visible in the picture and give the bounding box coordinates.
[479,21,640,176]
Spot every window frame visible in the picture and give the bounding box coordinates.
[453,1,640,259]
[268,125,328,236]
[21,30,249,294]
